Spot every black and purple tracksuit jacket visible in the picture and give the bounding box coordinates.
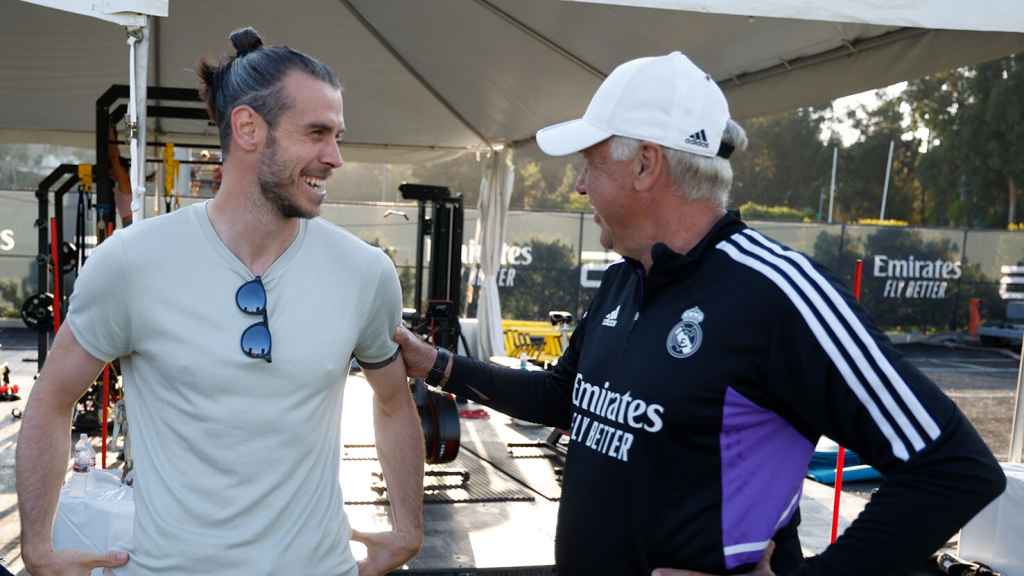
[447,212,1004,575]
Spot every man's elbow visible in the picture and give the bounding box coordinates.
[957,448,1009,519]
[979,455,1007,504]
[372,386,415,419]
[24,381,75,423]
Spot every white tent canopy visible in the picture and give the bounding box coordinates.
[19,0,166,25]
[4,0,1024,454]
[3,0,1024,163]
[571,1,1024,34]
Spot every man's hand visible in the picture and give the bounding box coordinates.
[352,529,420,576]
[652,542,775,576]
[391,326,437,380]
[25,548,128,576]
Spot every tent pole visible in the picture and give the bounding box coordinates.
[127,20,149,223]
[880,140,894,220]
[828,147,837,224]
[1010,339,1024,463]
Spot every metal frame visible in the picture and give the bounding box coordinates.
[96,84,206,224]
[31,85,210,369]
[33,164,81,368]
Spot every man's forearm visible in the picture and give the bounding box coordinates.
[373,390,425,541]
[445,356,573,429]
[16,389,74,564]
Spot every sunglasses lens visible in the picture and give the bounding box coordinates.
[241,323,272,359]
[236,279,266,314]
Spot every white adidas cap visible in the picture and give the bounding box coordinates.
[536,52,731,158]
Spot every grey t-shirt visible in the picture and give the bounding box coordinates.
[67,201,401,575]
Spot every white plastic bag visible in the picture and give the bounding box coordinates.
[53,468,134,576]
[959,463,1024,576]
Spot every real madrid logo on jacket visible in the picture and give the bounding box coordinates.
[667,306,704,358]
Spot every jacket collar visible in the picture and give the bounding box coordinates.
[622,211,746,284]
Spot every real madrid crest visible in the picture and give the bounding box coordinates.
[666,306,704,359]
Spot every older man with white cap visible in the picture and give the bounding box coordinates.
[394,52,1004,576]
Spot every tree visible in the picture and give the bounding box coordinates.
[812,228,858,276]
[365,237,417,309]
[730,107,835,215]
[904,55,1024,228]
[834,94,924,224]
[0,143,92,190]
[405,153,486,206]
[518,161,589,211]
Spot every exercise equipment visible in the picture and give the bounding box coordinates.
[20,292,53,332]
[161,143,180,213]
[413,379,461,464]
[401,183,464,350]
[73,164,93,273]
[31,163,81,365]
[23,86,218,472]
[0,364,16,402]
[399,183,465,464]
[935,551,1002,575]
[43,241,79,275]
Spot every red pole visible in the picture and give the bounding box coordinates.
[49,218,62,332]
[852,260,863,304]
[100,219,116,468]
[101,366,110,468]
[831,259,864,543]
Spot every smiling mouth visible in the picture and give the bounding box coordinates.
[302,176,326,193]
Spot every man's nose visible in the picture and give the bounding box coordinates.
[575,172,587,196]
[323,141,343,169]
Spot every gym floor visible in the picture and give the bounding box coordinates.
[0,322,1018,574]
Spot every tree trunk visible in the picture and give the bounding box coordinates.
[1010,176,1018,226]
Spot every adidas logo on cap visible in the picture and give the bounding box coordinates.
[685,129,710,149]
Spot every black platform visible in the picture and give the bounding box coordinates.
[341,397,564,573]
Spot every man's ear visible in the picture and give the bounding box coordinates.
[230,105,266,153]
[634,141,665,192]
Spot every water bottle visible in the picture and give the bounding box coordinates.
[73,433,96,471]
[519,352,529,370]
[69,433,95,497]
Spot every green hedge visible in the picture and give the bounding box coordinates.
[737,202,811,222]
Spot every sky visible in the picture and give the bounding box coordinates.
[828,82,908,146]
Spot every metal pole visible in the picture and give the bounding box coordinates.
[576,211,584,319]
[828,147,837,224]
[414,202,425,317]
[127,20,150,223]
[880,140,895,220]
[951,229,969,332]
[1010,338,1024,463]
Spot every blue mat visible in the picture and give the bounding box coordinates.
[807,448,882,485]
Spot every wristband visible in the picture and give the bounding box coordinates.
[425,347,450,388]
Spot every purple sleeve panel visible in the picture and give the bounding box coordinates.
[720,386,813,570]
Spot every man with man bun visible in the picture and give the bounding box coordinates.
[18,27,423,576]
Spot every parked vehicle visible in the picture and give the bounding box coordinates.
[978,301,1024,348]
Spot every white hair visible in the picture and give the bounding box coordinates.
[608,119,748,208]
